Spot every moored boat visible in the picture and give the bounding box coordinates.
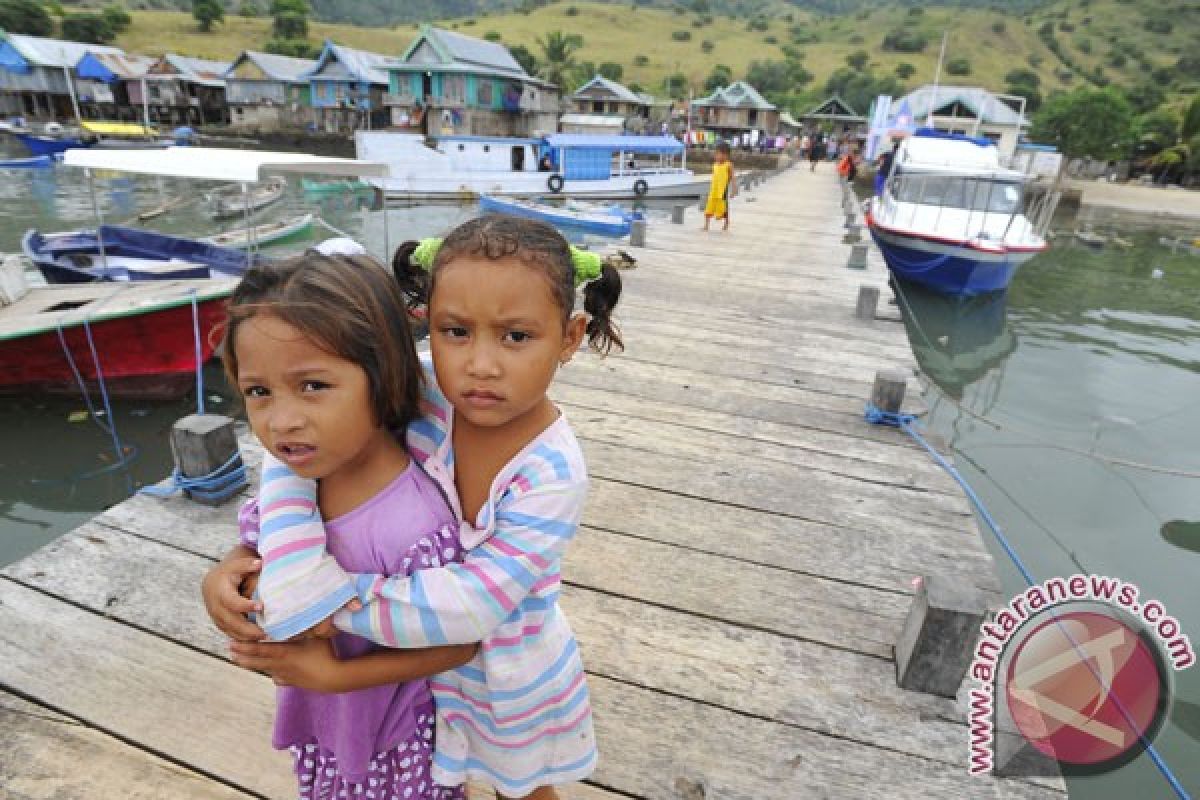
[209,176,287,219]
[865,129,1047,296]
[15,132,85,156]
[23,225,255,284]
[0,277,234,398]
[358,131,708,201]
[0,154,52,168]
[201,213,314,249]
[478,195,637,236]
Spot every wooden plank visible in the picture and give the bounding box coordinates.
[0,578,295,799]
[0,691,255,800]
[2,524,1020,779]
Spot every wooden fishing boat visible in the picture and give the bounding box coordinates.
[23,225,255,284]
[479,194,638,237]
[0,278,234,398]
[209,177,287,219]
[201,213,314,250]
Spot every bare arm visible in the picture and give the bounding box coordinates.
[201,544,267,642]
[228,637,479,693]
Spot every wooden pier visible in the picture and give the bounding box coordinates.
[0,166,1066,799]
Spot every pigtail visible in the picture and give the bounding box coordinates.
[583,262,623,355]
[391,240,430,310]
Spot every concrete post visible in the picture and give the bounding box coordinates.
[842,224,862,244]
[894,574,988,698]
[630,218,647,247]
[846,242,868,269]
[870,369,907,413]
[168,414,245,506]
[671,204,685,224]
[855,285,880,321]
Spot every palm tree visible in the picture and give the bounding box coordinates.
[536,31,584,91]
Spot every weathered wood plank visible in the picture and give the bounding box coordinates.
[0,578,295,799]
[0,691,255,800]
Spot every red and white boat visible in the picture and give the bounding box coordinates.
[0,277,234,398]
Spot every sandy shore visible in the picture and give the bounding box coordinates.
[1066,178,1200,221]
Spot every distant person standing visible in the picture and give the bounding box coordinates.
[874,144,896,195]
[703,141,735,232]
[800,133,811,161]
[809,131,824,172]
[826,133,839,161]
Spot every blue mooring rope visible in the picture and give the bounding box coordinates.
[138,449,247,503]
[865,402,1191,799]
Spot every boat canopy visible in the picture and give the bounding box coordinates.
[81,120,158,137]
[543,134,683,155]
[62,147,390,182]
[913,128,994,148]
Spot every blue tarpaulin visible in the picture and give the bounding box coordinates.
[543,134,683,155]
[0,41,30,75]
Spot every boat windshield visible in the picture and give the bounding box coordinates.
[892,173,1023,214]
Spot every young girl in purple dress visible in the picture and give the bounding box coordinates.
[209,252,475,799]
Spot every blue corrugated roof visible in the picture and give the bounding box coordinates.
[544,134,682,154]
[306,40,390,85]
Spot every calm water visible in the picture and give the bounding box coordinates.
[3,151,1199,794]
[897,225,1200,795]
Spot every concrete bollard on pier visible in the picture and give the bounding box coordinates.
[168,414,246,506]
[843,223,862,244]
[855,285,880,321]
[671,204,686,224]
[869,368,907,413]
[894,573,988,698]
[846,242,868,269]
[630,218,647,247]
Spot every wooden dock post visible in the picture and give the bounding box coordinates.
[671,204,686,224]
[168,414,245,506]
[630,218,647,247]
[869,369,907,413]
[855,285,880,321]
[846,242,868,269]
[894,574,987,698]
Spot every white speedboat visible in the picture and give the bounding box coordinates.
[357,132,709,201]
[865,129,1047,296]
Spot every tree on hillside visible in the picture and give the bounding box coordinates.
[271,0,309,39]
[845,50,868,70]
[0,0,53,36]
[510,44,538,77]
[704,64,732,92]
[62,13,114,44]
[102,4,131,33]
[536,30,583,90]
[1135,109,1179,150]
[824,67,901,118]
[1029,87,1133,160]
[193,0,224,31]
[598,61,623,82]
[1184,95,1200,141]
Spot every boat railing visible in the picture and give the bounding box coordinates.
[889,172,1034,245]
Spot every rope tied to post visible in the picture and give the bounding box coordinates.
[138,450,247,504]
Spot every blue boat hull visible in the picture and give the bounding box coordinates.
[867,219,1037,296]
[15,133,87,156]
[479,194,633,236]
[0,154,52,168]
[23,225,257,284]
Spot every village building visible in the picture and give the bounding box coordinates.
[306,40,390,133]
[223,50,316,132]
[0,33,124,120]
[74,52,156,124]
[798,94,867,139]
[135,54,230,126]
[690,81,780,142]
[563,74,650,134]
[385,25,559,138]
[891,85,1028,160]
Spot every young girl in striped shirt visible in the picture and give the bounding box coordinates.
[205,215,623,799]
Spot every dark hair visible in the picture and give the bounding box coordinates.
[392,214,623,354]
[716,140,731,155]
[220,252,421,432]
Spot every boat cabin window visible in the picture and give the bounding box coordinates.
[512,145,525,171]
[893,174,1023,214]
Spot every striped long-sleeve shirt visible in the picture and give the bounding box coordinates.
[254,356,597,795]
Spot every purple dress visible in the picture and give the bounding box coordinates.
[239,460,466,800]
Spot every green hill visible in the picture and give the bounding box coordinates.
[108,0,1196,117]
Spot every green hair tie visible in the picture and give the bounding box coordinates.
[413,236,602,288]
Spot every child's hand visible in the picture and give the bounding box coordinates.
[201,548,266,642]
[229,638,346,693]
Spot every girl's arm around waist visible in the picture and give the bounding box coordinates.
[335,479,588,648]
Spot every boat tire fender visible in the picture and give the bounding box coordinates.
[547,174,564,193]
[633,179,649,196]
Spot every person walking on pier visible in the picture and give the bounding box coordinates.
[704,140,736,231]
[205,215,624,800]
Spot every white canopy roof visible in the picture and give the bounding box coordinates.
[62,147,390,182]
